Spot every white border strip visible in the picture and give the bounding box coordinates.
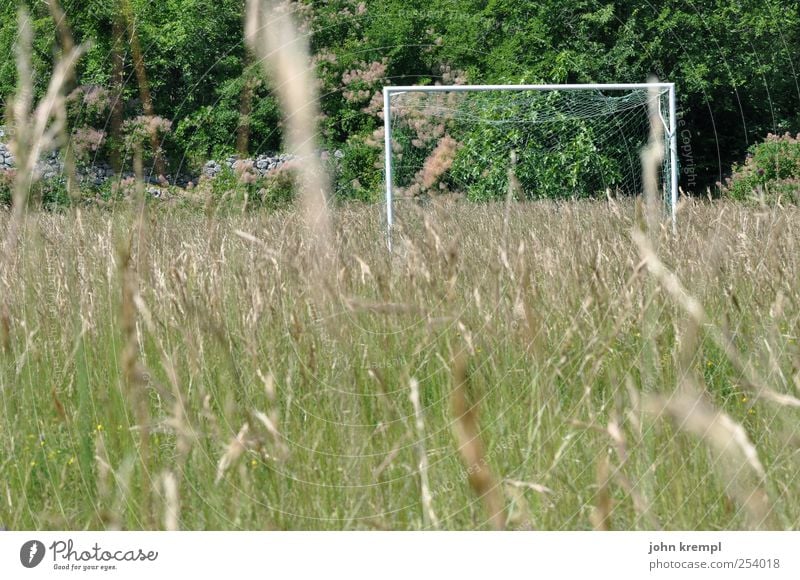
[2,531,797,579]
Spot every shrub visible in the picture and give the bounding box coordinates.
[202,162,299,211]
[123,115,173,167]
[36,178,71,210]
[447,93,626,201]
[719,133,800,203]
[259,165,297,208]
[0,169,13,207]
[335,140,382,202]
[0,170,71,210]
[173,106,239,172]
[71,128,106,166]
[66,85,112,168]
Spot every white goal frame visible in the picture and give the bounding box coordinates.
[382,83,678,246]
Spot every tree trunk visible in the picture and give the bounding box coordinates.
[110,13,125,174]
[122,0,166,177]
[47,0,79,200]
[236,52,255,157]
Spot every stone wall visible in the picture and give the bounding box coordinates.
[0,128,14,172]
[0,126,338,190]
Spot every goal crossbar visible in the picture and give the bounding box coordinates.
[382,82,679,247]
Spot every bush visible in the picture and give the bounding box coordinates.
[334,140,382,202]
[719,133,800,203]
[446,93,627,201]
[259,166,297,208]
[35,178,71,210]
[202,162,299,211]
[0,169,13,207]
[0,171,72,210]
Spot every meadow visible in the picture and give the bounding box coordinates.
[1,198,798,530]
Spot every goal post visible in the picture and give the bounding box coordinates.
[383,82,679,247]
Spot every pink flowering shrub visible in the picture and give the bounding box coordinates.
[400,135,461,198]
[81,86,111,113]
[719,132,800,203]
[62,85,113,168]
[380,84,466,198]
[260,162,297,207]
[435,63,468,86]
[295,0,472,201]
[67,85,111,118]
[342,59,388,106]
[233,159,258,185]
[123,115,173,146]
[122,115,173,168]
[71,128,106,165]
[111,176,138,199]
[200,159,298,211]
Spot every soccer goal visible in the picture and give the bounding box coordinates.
[382,82,678,246]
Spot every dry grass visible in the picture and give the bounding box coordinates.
[1,199,799,530]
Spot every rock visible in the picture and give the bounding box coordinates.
[203,160,222,178]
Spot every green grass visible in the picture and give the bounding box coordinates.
[1,199,799,530]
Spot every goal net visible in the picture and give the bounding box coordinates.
[382,83,677,236]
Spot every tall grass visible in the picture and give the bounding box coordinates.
[1,200,799,530]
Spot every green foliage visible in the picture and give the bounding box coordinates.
[720,133,800,203]
[445,92,630,201]
[0,171,71,210]
[452,127,623,202]
[173,106,239,168]
[2,0,800,199]
[208,164,241,198]
[172,74,282,170]
[204,164,298,211]
[259,168,296,208]
[0,170,12,206]
[0,2,58,104]
[35,177,72,209]
[335,140,382,202]
[424,0,800,193]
